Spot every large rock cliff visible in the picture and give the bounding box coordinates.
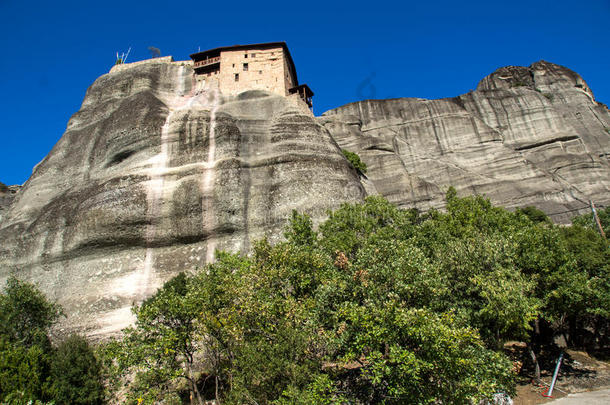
[0,59,608,337]
[0,61,363,337]
[321,61,610,223]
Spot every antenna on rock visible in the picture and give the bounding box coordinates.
[115,47,132,65]
[123,47,131,63]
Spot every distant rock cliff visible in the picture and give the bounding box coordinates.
[321,61,610,223]
[0,59,608,338]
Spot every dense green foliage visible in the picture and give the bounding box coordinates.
[341,149,368,174]
[0,277,104,404]
[110,190,609,404]
[48,335,105,404]
[573,205,610,236]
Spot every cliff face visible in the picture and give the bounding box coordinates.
[0,183,20,223]
[321,61,610,222]
[0,59,608,338]
[0,61,363,337]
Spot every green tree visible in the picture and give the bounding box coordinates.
[0,277,61,403]
[0,338,50,402]
[0,277,62,347]
[48,334,105,405]
[111,272,205,404]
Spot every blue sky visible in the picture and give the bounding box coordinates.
[1,0,609,185]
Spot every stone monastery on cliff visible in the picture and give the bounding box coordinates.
[190,42,313,107]
[110,42,314,108]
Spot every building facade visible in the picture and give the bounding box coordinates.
[190,42,313,107]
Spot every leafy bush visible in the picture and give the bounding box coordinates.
[48,335,105,405]
[0,278,105,404]
[0,277,62,348]
[341,149,367,174]
[516,206,551,224]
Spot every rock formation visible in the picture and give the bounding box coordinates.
[0,61,363,337]
[0,59,608,337]
[321,61,610,223]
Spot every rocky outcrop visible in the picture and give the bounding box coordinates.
[0,183,20,222]
[1,59,609,338]
[0,62,363,338]
[321,61,610,223]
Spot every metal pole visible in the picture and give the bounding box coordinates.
[590,200,606,240]
[542,352,563,398]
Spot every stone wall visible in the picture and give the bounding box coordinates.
[214,46,295,96]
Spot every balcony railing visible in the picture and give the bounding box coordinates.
[194,56,220,68]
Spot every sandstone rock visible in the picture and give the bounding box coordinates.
[0,62,363,338]
[321,61,610,223]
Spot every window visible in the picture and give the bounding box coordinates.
[244,53,248,58]
[243,63,248,71]
[232,64,235,68]
[259,70,262,74]
[234,73,239,82]
[251,53,256,57]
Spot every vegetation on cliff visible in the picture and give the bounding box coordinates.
[341,149,367,175]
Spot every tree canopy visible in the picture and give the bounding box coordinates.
[111,190,610,404]
[0,277,104,404]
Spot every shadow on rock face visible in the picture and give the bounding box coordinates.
[236,90,273,101]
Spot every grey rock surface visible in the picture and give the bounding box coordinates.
[0,62,363,338]
[0,183,20,223]
[321,61,610,223]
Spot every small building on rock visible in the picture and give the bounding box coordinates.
[190,42,313,107]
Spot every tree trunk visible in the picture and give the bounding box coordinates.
[528,345,541,384]
[188,364,204,405]
[529,318,541,384]
[215,375,220,404]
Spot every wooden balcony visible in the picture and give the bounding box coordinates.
[194,56,220,69]
[289,84,314,108]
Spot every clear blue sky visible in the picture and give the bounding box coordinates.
[1,0,609,185]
